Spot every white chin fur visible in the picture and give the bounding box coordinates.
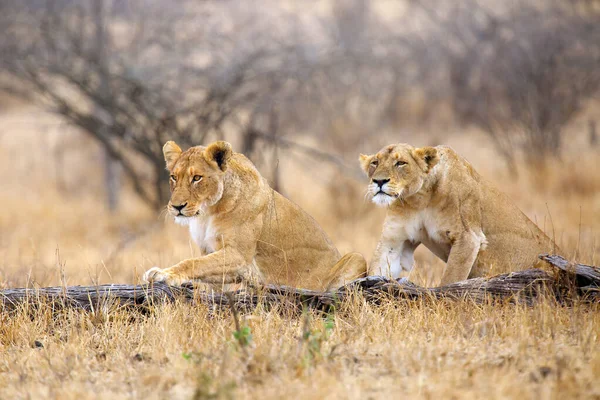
[372,193,396,207]
[174,215,196,226]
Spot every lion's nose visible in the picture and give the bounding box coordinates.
[172,203,187,212]
[372,179,390,188]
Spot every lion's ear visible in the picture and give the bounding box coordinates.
[205,141,233,172]
[413,146,439,172]
[359,154,375,177]
[163,141,182,170]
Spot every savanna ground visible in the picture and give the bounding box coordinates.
[0,100,599,399]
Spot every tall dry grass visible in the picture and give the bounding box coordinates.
[0,104,599,398]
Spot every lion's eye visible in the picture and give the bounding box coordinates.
[370,160,378,166]
[193,175,202,182]
[395,161,407,167]
[170,175,177,182]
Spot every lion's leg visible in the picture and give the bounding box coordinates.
[370,240,419,279]
[439,233,481,286]
[325,252,368,290]
[143,247,249,286]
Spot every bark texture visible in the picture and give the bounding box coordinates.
[1,255,598,313]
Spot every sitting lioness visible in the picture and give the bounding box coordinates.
[143,140,366,290]
[359,143,557,285]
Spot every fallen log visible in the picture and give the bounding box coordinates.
[540,254,600,289]
[0,255,597,313]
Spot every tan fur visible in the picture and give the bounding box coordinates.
[143,141,366,290]
[360,143,557,286]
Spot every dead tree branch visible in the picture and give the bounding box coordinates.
[1,255,597,314]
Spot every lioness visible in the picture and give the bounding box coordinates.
[143,140,366,290]
[360,143,556,285]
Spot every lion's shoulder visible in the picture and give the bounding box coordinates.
[227,152,265,188]
[433,145,481,183]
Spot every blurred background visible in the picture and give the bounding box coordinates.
[0,0,599,288]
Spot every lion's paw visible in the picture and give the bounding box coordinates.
[397,277,413,286]
[142,266,164,283]
[142,267,187,286]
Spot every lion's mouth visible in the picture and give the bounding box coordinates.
[375,190,392,197]
[171,210,201,217]
[173,211,202,226]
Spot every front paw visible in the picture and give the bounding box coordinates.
[397,277,414,286]
[142,266,188,286]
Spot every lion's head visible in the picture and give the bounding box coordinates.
[162,140,233,223]
[359,144,439,207]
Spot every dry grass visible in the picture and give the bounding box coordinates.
[0,105,599,398]
[1,295,598,399]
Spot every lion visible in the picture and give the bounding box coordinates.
[359,143,557,286]
[143,140,366,290]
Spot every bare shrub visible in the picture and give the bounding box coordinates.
[0,0,422,208]
[415,0,600,174]
[2,0,599,202]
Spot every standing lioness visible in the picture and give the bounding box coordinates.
[360,143,556,285]
[143,140,366,290]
